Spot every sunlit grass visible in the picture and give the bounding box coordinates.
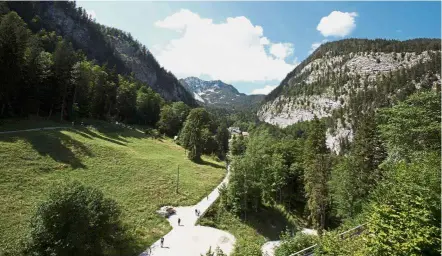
[0,121,225,254]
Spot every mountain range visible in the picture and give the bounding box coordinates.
[179,77,265,111]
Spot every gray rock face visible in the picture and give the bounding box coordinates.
[258,49,441,153]
[107,35,157,87]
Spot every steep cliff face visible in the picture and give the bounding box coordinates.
[258,39,441,153]
[8,1,196,106]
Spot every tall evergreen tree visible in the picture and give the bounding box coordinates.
[303,116,330,232]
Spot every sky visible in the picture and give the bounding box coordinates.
[77,1,441,95]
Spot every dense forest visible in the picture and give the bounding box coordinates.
[5,1,196,105]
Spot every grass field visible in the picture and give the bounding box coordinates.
[0,120,225,254]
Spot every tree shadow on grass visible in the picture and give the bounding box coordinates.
[0,130,92,170]
[242,205,297,241]
[72,127,127,146]
[195,159,225,169]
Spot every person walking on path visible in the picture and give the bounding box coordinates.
[195,209,198,216]
[178,218,181,226]
[160,237,164,248]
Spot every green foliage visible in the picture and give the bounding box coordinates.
[377,91,441,160]
[329,112,386,219]
[303,116,330,232]
[157,101,190,137]
[136,87,164,125]
[275,231,318,256]
[0,11,31,115]
[180,108,211,161]
[366,152,441,256]
[314,229,367,256]
[215,121,229,159]
[229,135,247,156]
[24,181,130,256]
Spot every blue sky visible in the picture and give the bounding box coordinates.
[77,1,441,94]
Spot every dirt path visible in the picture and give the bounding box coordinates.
[139,167,235,256]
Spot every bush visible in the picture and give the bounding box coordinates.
[24,181,131,256]
[275,231,318,256]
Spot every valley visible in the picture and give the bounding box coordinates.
[0,1,440,256]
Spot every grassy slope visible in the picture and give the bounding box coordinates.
[0,121,225,254]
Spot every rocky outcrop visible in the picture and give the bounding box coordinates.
[258,39,441,153]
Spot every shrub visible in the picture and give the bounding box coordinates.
[275,231,318,256]
[24,181,130,256]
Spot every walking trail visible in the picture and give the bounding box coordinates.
[139,167,235,256]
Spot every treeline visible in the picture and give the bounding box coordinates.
[221,90,440,255]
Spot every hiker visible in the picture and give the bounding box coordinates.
[160,237,164,248]
[195,209,198,215]
[178,218,181,226]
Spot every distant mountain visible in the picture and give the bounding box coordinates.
[179,77,265,110]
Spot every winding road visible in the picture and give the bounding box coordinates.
[139,166,235,256]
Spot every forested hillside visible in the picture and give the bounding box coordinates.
[5,1,196,106]
[258,38,441,153]
[207,89,440,256]
[195,38,441,256]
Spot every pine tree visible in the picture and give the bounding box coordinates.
[303,116,330,232]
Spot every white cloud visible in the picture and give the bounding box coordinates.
[396,29,402,33]
[317,11,358,37]
[251,85,277,95]
[270,43,294,60]
[86,9,97,21]
[153,9,296,83]
[308,39,328,54]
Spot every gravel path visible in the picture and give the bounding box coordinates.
[140,167,235,256]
